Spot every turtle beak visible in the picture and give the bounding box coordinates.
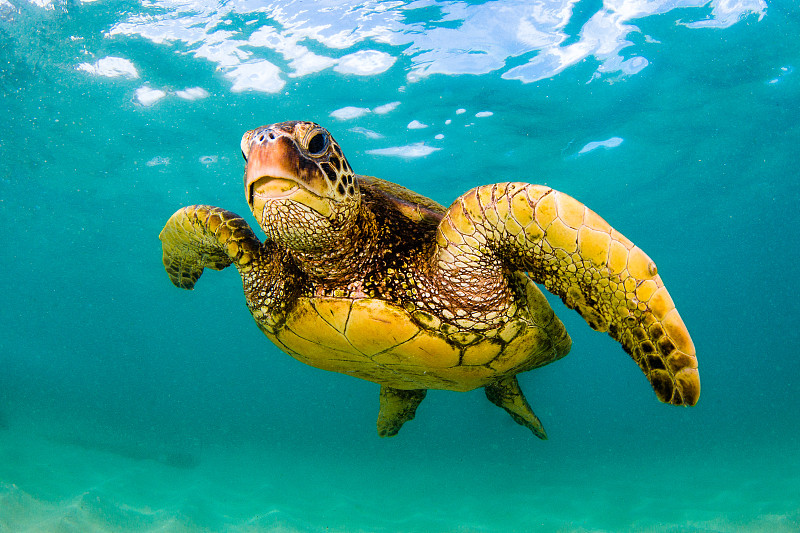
[245,135,299,205]
[244,131,332,218]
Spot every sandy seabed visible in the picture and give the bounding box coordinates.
[1,420,798,533]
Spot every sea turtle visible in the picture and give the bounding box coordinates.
[159,120,699,439]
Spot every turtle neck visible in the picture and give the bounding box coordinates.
[288,205,379,284]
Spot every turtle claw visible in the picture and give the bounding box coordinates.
[485,377,548,440]
[377,386,427,437]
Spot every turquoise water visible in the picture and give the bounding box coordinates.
[2,0,799,531]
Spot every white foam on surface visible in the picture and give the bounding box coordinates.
[135,86,166,106]
[175,87,210,100]
[289,52,339,78]
[350,127,384,139]
[248,26,337,78]
[475,111,493,118]
[683,0,767,28]
[77,56,139,79]
[374,101,401,114]
[98,0,765,92]
[194,35,250,68]
[578,136,624,154]
[407,120,428,129]
[330,106,371,120]
[334,50,396,76]
[366,143,441,158]
[26,0,55,8]
[225,60,285,93]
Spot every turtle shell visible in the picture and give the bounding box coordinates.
[358,174,447,218]
[263,272,571,392]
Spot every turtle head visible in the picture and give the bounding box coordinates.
[241,121,360,252]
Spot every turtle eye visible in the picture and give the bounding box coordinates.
[306,131,329,157]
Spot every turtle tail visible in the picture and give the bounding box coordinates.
[159,205,262,289]
[436,183,700,407]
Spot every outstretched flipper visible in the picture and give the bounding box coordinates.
[485,377,547,440]
[434,183,700,406]
[377,386,427,437]
[159,205,262,289]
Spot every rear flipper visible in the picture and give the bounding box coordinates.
[485,377,547,440]
[377,387,427,437]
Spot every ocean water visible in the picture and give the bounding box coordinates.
[1,0,799,531]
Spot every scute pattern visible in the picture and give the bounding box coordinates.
[264,294,568,392]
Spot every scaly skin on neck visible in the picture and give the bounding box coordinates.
[289,204,380,285]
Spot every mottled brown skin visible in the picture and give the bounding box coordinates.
[160,121,700,439]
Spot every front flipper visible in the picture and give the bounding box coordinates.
[159,205,262,289]
[434,183,699,407]
[485,377,547,440]
[377,386,427,437]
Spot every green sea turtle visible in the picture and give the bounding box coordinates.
[159,120,699,439]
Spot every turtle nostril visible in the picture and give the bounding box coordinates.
[256,131,277,144]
